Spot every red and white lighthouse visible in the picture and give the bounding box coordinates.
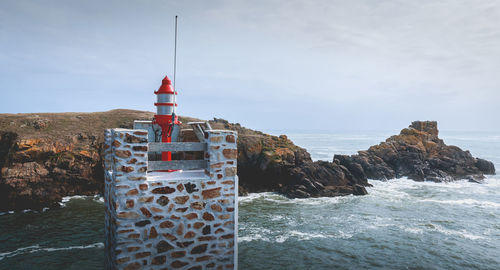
[152,75,180,161]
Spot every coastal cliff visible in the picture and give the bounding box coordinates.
[0,110,369,211]
[0,111,495,211]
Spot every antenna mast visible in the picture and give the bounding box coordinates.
[173,15,178,115]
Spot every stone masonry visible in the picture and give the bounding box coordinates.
[104,128,238,270]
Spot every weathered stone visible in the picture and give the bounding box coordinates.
[126,189,138,196]
[222,149,237,159]
[184,182,199,193]
[135,220,151,227]
[198,236,216,241]
[156,196,170,206]
[210,136,223,143]
[117,212,141,219]
[112,140,121,147]
[224,167,237,177]
[171,260,189,268]
[138,166,147,173]
[118,229,134,234]
[128,233,140,239]
[226,134,236,143]
[127,176,147,181]
[184,231,196,238]
[193,222,204,229]
[115,150,132,158]
[157,240,174,253]
[203,212,215,221]
[132,146,148,152]
[135,252,151,259]
[151,207,162,212]
[177,223,184,236]
[227,207,234,212]
[196,255,212,262]
[123,262,141,270]
[139,184,148,190]
[126,199,134,208]
[133,131,148,136]
[127,247,140,252]
[210,162,224,168]
[127,158,138,164]
[159,221,174,228]
[174,196,189,204]
[120,166,134,173]
[162,233,177,241]
[138,196,154,203]
[151,255,166,265]
[152,187,176,194]
[191,202,204,210]
[154,215,164,220]
[215,228,224,234]
[177,183,184,192]
[202,225,211,235]
[219,214,231,219]
[202,187,221,199]
[149,227,158,238]
[140,207,152,217]
[176,241,194,248]
[117,257,130,264]
[190,244,208,254]
[210,204,222,212]
[171,251,186,258]
[176,207,188,212]
[125,133,147,143]
[184,213,198,220]
[221,234,234,239]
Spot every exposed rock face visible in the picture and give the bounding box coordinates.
[334,121,495,182]
[209,120,370,198]
[1,112,494,211]
[0,110,370,211]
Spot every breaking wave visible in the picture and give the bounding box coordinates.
[0,243,104,261]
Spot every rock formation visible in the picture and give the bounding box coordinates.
[0,110,369,211]
[0,111,494,211]
[334,121,495,183]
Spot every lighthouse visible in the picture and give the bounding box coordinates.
[152,75,180,161]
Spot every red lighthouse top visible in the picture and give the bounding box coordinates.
[155,75,176,94]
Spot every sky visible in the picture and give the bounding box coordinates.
[1,0,499,132]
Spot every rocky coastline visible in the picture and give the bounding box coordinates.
[0,110,495,211]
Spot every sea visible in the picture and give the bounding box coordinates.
[1,130,499,270]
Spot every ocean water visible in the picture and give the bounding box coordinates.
[1,131,499,269]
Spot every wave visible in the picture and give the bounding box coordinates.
[0,242,104,261]
[420,198,500,209]
[59,195,104,207]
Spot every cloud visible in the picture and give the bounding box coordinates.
[0,0,499,131]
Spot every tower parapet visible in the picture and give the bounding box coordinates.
[104,75,238,270]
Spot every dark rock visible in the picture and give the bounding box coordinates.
[336,121,495,183]
[156,240,174,253]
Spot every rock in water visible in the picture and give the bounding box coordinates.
[334,121,495,183]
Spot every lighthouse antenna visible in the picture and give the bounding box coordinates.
[173,15,178,115]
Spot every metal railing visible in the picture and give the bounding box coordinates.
[147,142,208,171]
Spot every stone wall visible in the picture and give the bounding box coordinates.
[104,128,238,270]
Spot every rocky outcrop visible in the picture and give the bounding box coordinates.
[334,121,495,183]
[0,110,369,211]
[208,119,370,198]
[1,112,494,211]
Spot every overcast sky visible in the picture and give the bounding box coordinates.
[1,0,499,132]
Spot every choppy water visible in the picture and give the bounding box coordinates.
[1,131,499,269]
